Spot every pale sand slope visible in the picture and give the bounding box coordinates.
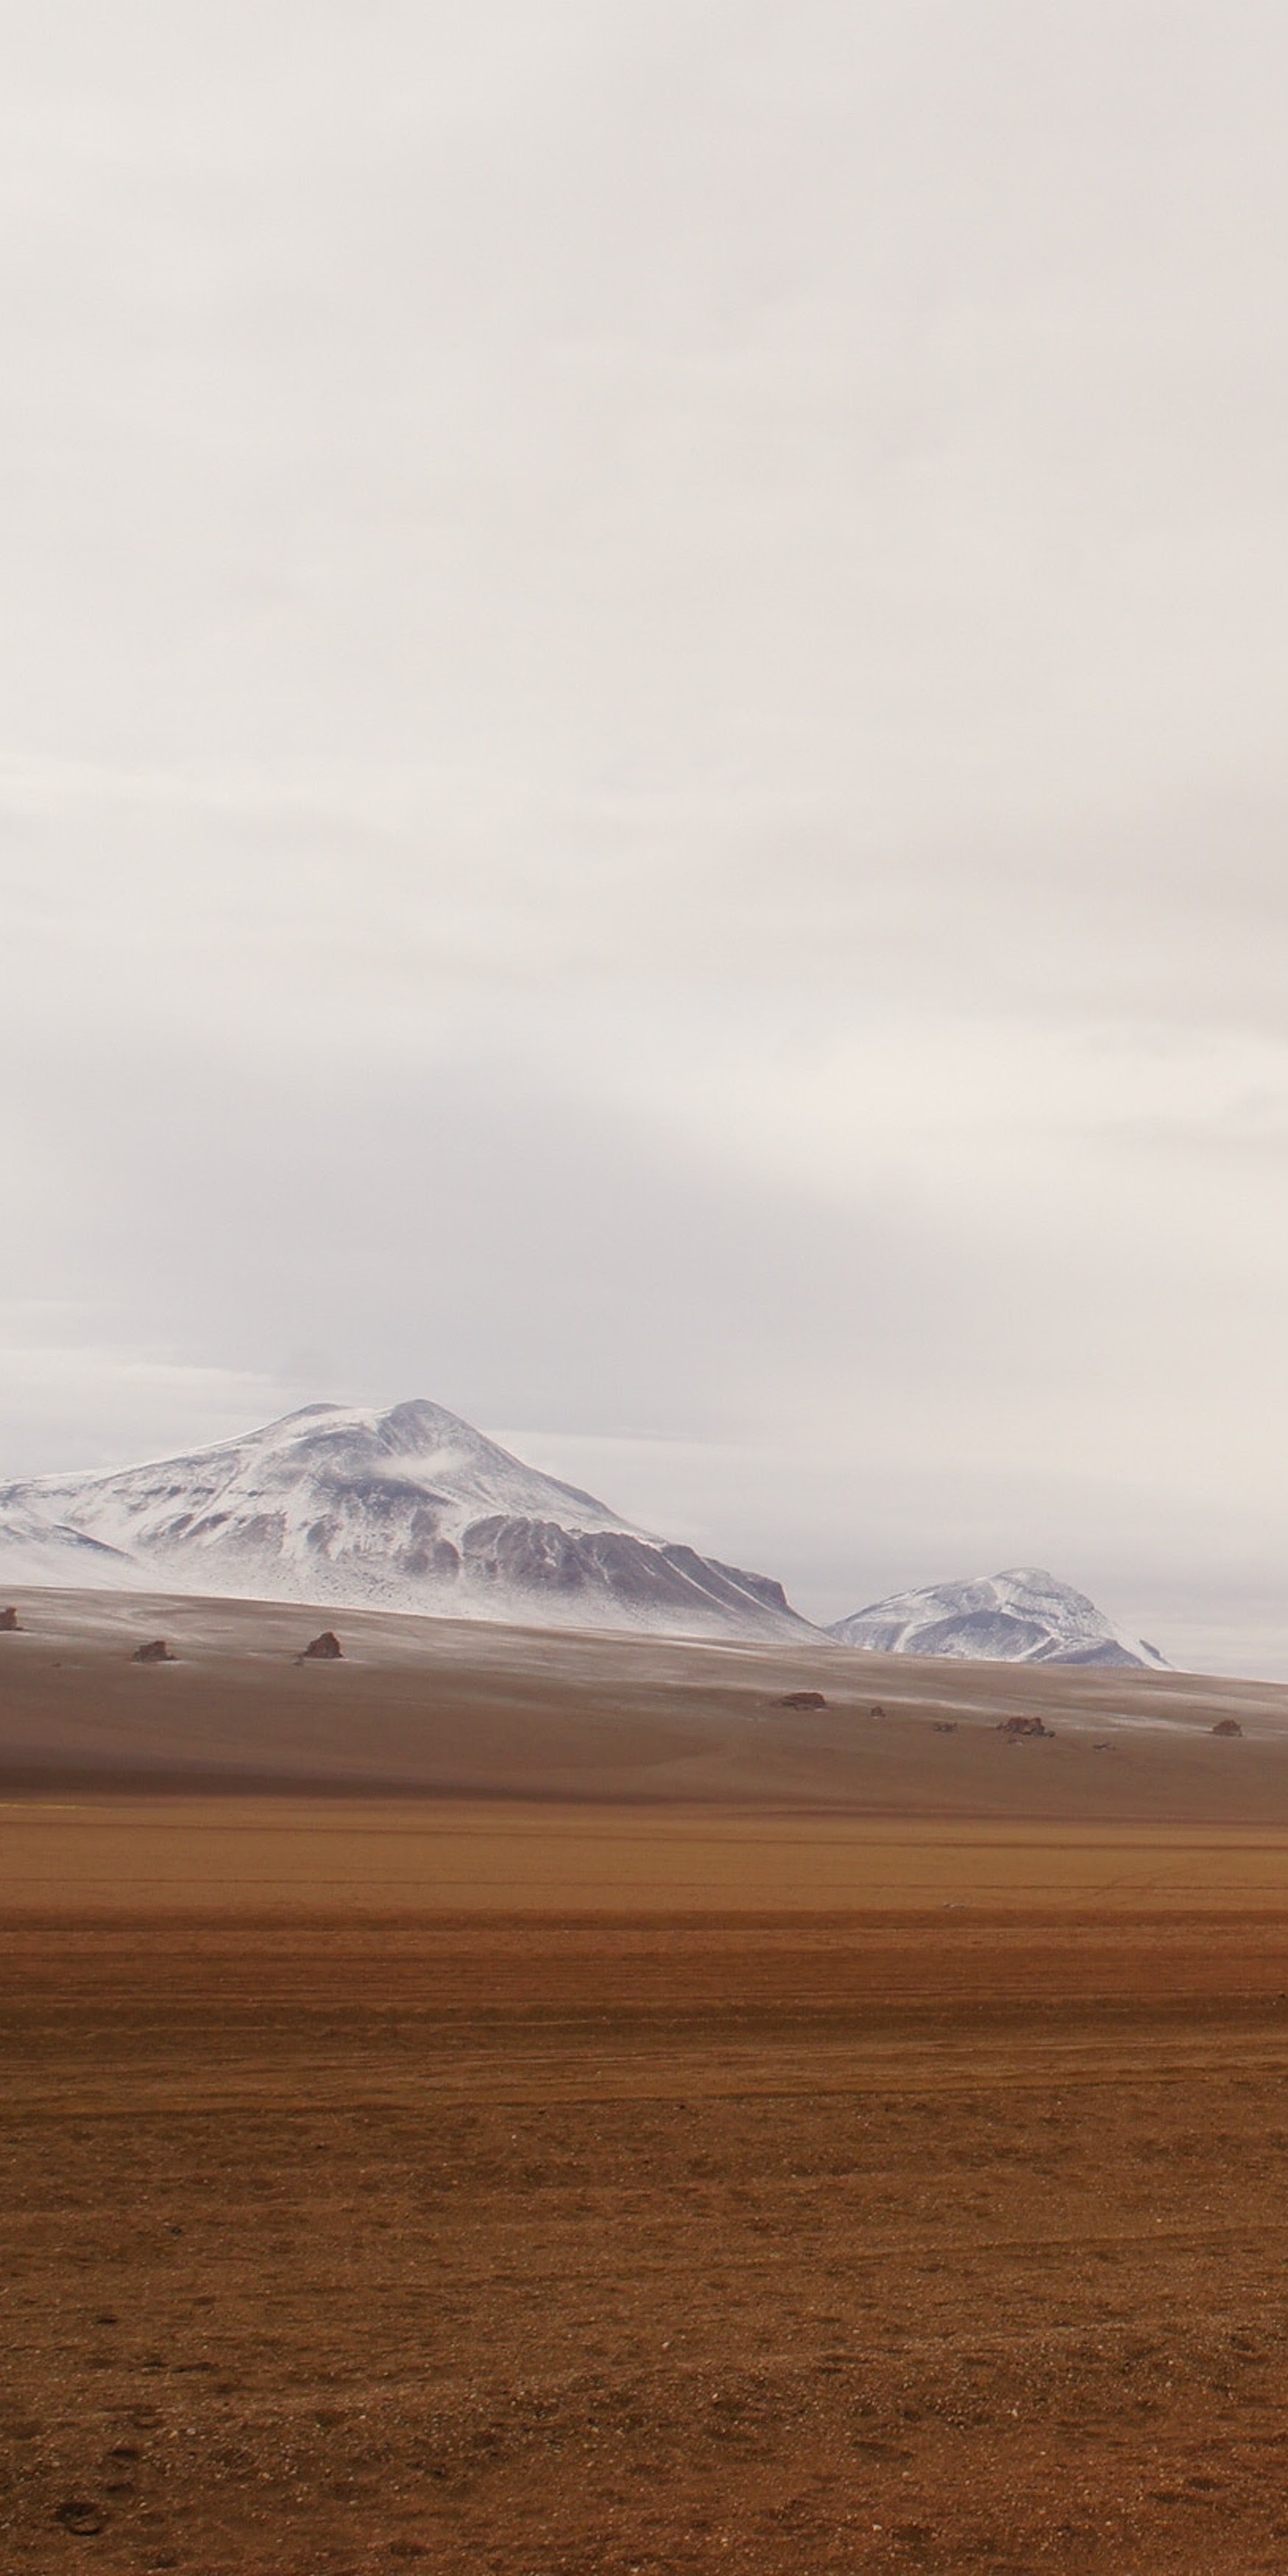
[1,1584,1287,1824]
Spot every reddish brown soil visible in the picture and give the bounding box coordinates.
[9,1886,1288,2572]
[8,1589,1288,2567]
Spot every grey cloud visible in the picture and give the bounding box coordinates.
[3,3,1288,1670]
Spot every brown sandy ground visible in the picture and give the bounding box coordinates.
[8,1593,1288,2569]
[8,1876,1288,2571]
[15,1800,1288,1911]
[4,1585,1288,1820]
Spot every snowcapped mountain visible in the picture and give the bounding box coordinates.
[829,1566,1169,1671]
[0,1399,807,1640]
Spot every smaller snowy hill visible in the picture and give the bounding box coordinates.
[0,1399,808,1641]
[829,1566,1168,1671]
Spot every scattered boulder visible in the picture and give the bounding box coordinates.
[775,1688,826,1710]
[0,1606,20,1630]
[1211,1716,1243,1738]
[869,1704,885,1719]
[300,1630,344,1661]
[131,1639,175,1665]
[997,1713,1052,1740]
[931,1720,957,1735]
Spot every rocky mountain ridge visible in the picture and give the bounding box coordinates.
[0,1409,1171,1664]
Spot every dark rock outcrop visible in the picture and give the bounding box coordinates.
[132,1638,175,1664]
[997,1713,1052,1739]
[0,1606,19,1630]
[300,1630,344,1660]
[1211,1716,1242,1738]
[459,1515,800,1632]
[776,1690,827,1711]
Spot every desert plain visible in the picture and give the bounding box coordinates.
[8,1595,1288,2569]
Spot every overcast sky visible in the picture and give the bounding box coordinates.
[4,2,1288,1671]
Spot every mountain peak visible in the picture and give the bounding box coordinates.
[829,1566,1167,1671]
[0,1398,807,1643]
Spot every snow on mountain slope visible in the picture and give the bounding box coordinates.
[0,1500,135,1587]
[0,1400,808,1639]
[829,1566,1169,1671]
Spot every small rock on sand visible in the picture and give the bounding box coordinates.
[1211,1716,1243,1738]
[0,1606,20,1630]
[998,1713,1052,1740]
[300,1630,344,1661]
[131,1639,175,1665]
[775,1689,827,1710]
[54,2501,105,2534]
